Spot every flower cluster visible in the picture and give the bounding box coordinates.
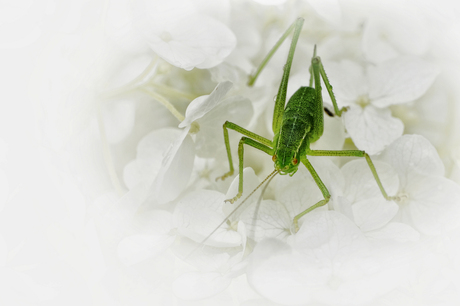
[40,0,460,304]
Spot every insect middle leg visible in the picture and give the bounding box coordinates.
[216,121,273,203]
[293,156,331,232]
[307,149,394,200]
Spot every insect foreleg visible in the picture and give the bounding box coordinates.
[310,50,348,117]
[292,156,331,232]
[217,121,272,182]
[306,149,393,200]
[225,137,273,204]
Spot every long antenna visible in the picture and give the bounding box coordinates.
[184,169,279,260]
[249,169,279,241]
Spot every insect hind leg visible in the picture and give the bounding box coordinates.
[292,156,331,232]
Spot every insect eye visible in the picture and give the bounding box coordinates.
[272,155,277,162]
[292,158,298,165]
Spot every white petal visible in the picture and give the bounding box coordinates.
[179,81,233,128]
[369,57,439,107]
[172,272,231,300]
[223,167,261,221]
[343,105,404,155]
[308,0,342,26]
[194,95,253,158]
[274,165,323,221]
[380,135,445,187]
[247,239,318,305]
[117,210,175,266]
[100,183,151,240]
[153,128,195,204]
[362,20,399,63]
[292,211,368,258]
[408,175,460,235]
[123,128,182,190]
[248,211,371,305]
[362,14,430,63]
[322,60,368,106]
[134,2,236,71]
[309,157,345,199]
[365,222,420,242]
[331,196,354,222]
[240,199,291,242]
[342,159,399,203]
[352,197,399,232]
[122,159,152,190]
[174,190,243,247]
[311,115,346,152]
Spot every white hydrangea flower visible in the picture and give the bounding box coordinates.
[117,210,175,266]
[132,0,236,70]
[325,57,439,154]
[379,135,460,235]
[247,211,419,305]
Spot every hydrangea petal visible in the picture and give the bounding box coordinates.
[240,199,291,242]
[100,183,151,240]
[362,15,429,63]
[135,4,236,71]
[365,222,420,242]
[195,95,253,158]
[342,159,399,203]
[408,175,460,235]
[174,190,243,247]
[343,105,404,155]
[322,60,368,106]
[123,128,182,190]
[308,0,342,26]
[153,128,195,204]
[223,168,261,221]
[117,210,174,266]
[369,57,438,108]
[274,165,323,221]
[379,135,445,187]
[352,197,399,232]
[179,81,233,128]
[248,211,373,305]
[247,238,318,305]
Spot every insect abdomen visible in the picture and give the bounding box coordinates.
[279,86,323,149]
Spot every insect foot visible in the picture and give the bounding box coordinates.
[224,192,242,204]
[216,171,233,182]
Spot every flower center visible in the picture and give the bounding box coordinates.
[189,122,200,134]
[356,94,370,108]
[393,193,410,205]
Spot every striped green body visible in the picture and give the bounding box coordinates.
[273,86,323,175]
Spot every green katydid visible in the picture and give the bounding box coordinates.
[215,17,395,233]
